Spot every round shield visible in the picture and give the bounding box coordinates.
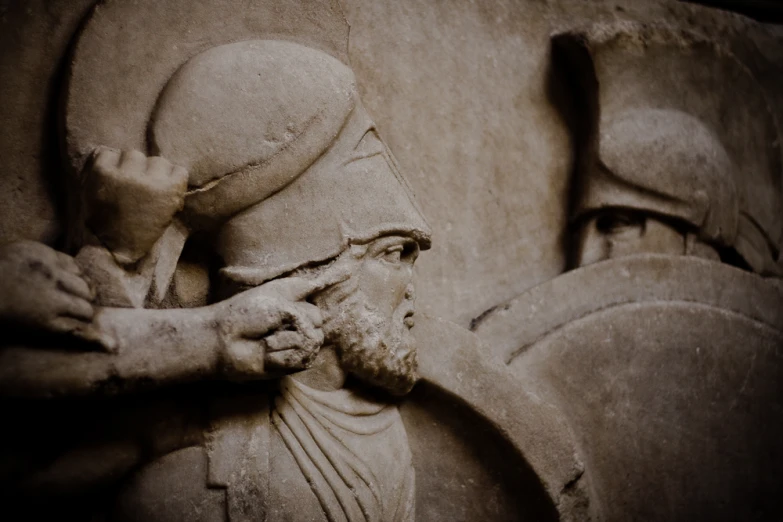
[475,254,783,521]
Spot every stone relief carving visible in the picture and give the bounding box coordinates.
[559,24,782,275]
[0,1,582,520]
[2,25,415,522]
[0,1,782,521]
[474,20,783,522]
[476,20,783,361]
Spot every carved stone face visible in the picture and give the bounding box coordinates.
[352,235,419,328]
[316,234,420,395]
[570,108,736,270]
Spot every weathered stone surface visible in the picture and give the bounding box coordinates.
[476,256,783,520]
[3,0,783,324]
[0,0,781,520]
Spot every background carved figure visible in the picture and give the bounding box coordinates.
[556,24,783,275]
[474,16,783,522]
[5,25,431,522]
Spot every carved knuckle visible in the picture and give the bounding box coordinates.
[300,335,320,353]
[125,149,146,161]
[148,155,171,166]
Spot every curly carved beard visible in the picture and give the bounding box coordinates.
[319,284,418,396]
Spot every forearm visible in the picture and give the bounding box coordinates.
[0,306,223,398]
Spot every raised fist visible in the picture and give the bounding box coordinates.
[0,240,113,349]
[83,147,188,265]
[214,262,351,380]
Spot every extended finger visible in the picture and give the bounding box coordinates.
[53,293,95,321]
[56,270,95,301]
[263,265,352,302]
[297,250,363,301]
[315,276,357,305]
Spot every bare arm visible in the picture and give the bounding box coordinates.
[0,305,223,398]
[0,266,346,399]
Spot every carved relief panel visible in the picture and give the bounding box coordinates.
[0,0,781,521]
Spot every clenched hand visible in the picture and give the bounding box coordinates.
[83,147,188,265]
[215,260,352,380]
[0,240,114,350]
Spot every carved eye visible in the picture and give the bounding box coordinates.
[381,245,404,264]
[595,209,645,234]
[370,238,419,265]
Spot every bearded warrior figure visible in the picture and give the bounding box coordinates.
[0,33,431,522]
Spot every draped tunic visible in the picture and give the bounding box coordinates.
[206,376,415,522]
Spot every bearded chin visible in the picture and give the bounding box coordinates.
[323,290,419,396]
